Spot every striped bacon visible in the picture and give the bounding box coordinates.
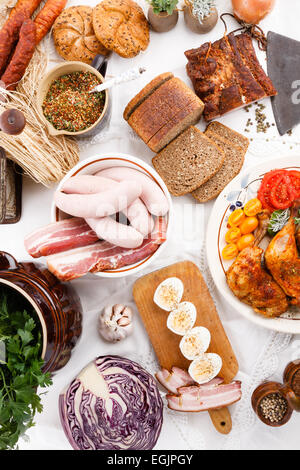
[25,218,98,258]
[46,217,167,281]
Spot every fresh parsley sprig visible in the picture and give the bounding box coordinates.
[294,209,300,225]
[0,295,52,450]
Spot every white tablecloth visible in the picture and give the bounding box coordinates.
[1,0,300,451]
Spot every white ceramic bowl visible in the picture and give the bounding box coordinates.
[51,153,173,278]
[206,155,300,334]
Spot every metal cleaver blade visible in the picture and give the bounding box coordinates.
[267,31,300,136]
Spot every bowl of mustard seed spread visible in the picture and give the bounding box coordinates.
[37,61,110,137]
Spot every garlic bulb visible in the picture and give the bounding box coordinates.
[98,304,133,343]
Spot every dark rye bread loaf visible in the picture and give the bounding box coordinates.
[124,74,204,152]
[123,72,173,121]
[127,77,204,148]
[147,94,204,152]
[152,126,225,196]
[206,121,249,153]
[192,130,245,203]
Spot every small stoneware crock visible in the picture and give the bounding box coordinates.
[252,362,300,427]
[183,5,218,34]
[251,381,294,427]
[283,360,300,397]
[147,7,178,32]
[0,251,82,373]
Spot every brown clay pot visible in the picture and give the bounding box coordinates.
[183,5,218,34]
[251,381,294,427]
[148,7,178,33]
[0,251,82,373]
[283,360,300,400]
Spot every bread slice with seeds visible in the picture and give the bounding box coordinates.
[192,130,245,203]
[206,121,249,153]
[152,126,225,196]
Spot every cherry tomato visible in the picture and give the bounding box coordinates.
[228,209,245,227]
[225,227,241,244]
[269,174,295,209]
[237,233,255,251]
[289,171,300,198]
[240,216,259,235]
[244,198,262,217]
[222,244,239,260]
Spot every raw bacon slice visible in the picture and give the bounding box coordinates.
[156,366,224,394]
[177,377,224,394]
[25,218,99,258]
[167,381,242,412]
[47,217,167,281]
[155,367,195,394]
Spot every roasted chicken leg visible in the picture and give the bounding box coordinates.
[265,202,300,305]
[226,210,288,318]
[226,246,288,317]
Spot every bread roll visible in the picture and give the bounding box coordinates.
[53,6,109,64]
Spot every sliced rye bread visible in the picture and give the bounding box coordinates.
[127,77,204,145]
[206,121,249,153]
[152,126,225,196]
[123,72,174,121]
[192,130,245,203]
[148,95,204,152]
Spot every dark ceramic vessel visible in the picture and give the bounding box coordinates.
[251,381,294,427]
[148,7,178,33]
[283,360,300,397]
[0,251,82,373]
[183,6,218,34]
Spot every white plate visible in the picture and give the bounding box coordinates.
[51,153,173,278]
[206,156,300,334]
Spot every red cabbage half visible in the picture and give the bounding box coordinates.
[59,355,163,450]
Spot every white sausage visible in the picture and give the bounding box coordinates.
[54,181,142,218]
[122,198,154,236]
[86,217,143,248]
[96,167,169,216]
[60,175,153,236]
[61,175,113,194]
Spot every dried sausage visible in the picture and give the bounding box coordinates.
[34,0,67,44]
[0,0,41,76]
[9,0,42,18]
[1,19,36,91]
[0,10,29,76]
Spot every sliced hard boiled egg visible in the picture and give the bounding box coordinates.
[167,302,196,336]
[153,277,184,311]
[188,353,222,385]
[179,327,211,360]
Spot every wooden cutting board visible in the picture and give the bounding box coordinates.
[133,260,239,435]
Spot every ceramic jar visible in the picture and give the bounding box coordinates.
[0,251,82,373]
[252,361,300,427]
[148,7,178,32]
[251,381,294,426]
[183,5,218,34]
